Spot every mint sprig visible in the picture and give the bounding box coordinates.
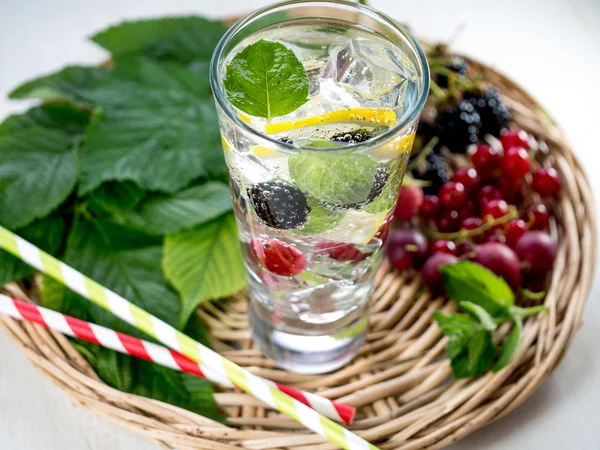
[224,40,309,120]
[434,262,547,378]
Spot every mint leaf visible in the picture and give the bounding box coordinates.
[448,329,496,378]
[224,40,309,120]
[0,215,66,287]
[440,261,514,318]
[289,152,380,205]
[164,213,246,326]
[91,17,226,65]
[79,57,225,194]
[119,182,232,235]
[433,312,479,359]
[492,317,522,372]
[54,217,181,330]
[294,198,344,235]
[8,66,108,107]
[363,152,409,214]
[0,107,82,228]
[459,301,497,331]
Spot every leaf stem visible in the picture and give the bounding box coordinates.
[423,209,518,241]
[407,137,439,173]
[512,305,548,318]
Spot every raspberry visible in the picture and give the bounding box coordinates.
[251,238,306,277]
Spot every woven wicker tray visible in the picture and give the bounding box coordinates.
[0,47,596,450]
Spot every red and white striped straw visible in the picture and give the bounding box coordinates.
[0,294,354,424]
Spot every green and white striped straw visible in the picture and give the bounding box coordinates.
[0,225,378,450]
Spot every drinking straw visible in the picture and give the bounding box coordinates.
[0,225,376,450]
[0,294,354,424]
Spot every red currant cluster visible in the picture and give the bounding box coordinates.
[389,129,560,293]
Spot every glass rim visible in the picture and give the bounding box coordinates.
[210,0,430,154]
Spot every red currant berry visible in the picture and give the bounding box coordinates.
[532,168,561,198]
[482,199,510,221]
[251,238,306,277]
[420,195,439,221]
[501,129,529,150]
[452,168,479,190]
[515,231,557,273]
[501,147,530,179]
[429,239,458,256]
[486,233,507,244]
[438,181,466,209]
[471,144,501,178]
[498,176,523,203]
[461,216,484,243]
[457,243,474,257]
[458,199,478,220]
[478,184,502,206]
[504,219,528,248]
[524,204,550,230]
[437,209,460,232]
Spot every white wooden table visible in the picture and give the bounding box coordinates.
[1,1,599,449]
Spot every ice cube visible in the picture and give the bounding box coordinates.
[323,38,416,108]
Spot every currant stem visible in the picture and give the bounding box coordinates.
[429,78,446,100]
[407,137,439,173]
[423,210,519,241]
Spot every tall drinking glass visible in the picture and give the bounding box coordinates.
[210,0,429,374]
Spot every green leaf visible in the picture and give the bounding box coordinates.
[433,312,479,359]
[0,215,66,287]
[87,181,146,216]
[164,213,246,326]
[8,66,108,106]
[73,341,224,421]
[224,40,309,120]
[459,301,497,331]
[119,182,232,235]
[450,329,496,379]
[79,57,226,195]
[440,261,514,318]
[492,318,522,372]
[289,152,380,206]
[363,152,409,214]
[0,107,82,228]
[294,197,344,235]
[91,17,226,65]
[0,104,89,135]
[51,217,181,330]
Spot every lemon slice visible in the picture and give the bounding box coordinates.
[318,210,390,245]
[371,132,415,159]
[264,108,396,134]
[220,133,231,151]
[238,113,252,123]
[249,145,281,157]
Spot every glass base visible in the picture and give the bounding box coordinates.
[248,296,367,374]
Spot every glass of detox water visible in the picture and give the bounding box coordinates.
[210,0,429,374]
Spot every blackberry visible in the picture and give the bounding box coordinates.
[367,166,390,203]
[248,181,310,229]
[436,56,470,89]
[434,100,481,154]
[412,152,451,195]
[464,88,511,137]
[413,120,438,155]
